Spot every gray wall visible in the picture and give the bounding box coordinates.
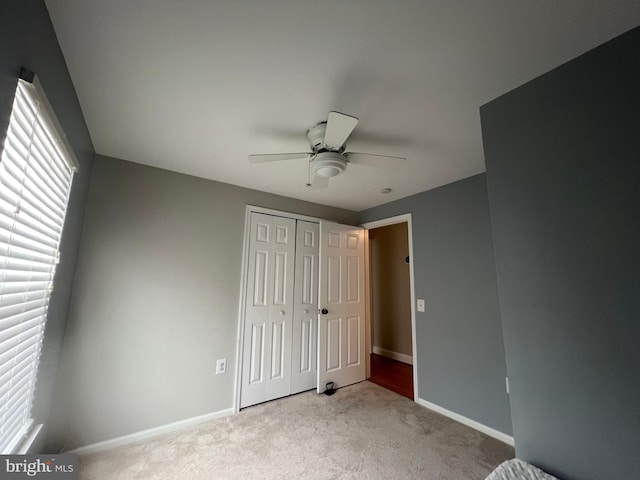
[0,0,95,452]
[481,27,640,480]
[359,174,512,436]
[369,223,412,358]
[45,155,357,451]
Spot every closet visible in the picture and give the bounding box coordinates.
[240,212,319,408]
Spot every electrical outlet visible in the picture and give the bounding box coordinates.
[216,358,226,375]
[417,299,425,312]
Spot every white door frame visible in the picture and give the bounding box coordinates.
[234,206,326,413]
[361,213,419,402]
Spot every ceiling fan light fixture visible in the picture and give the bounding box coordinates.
[315,165,342,178]
[312,152,347,178]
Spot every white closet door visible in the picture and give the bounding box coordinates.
[241,213,296,408]
[291,221,319,394]
[317,222,366,393]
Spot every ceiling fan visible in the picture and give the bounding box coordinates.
[249,111,406,188]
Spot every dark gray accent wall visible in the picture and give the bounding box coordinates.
[46,155,357,451]
[359,174,512,436]
[481,26,640,480]
[0,1,95,452]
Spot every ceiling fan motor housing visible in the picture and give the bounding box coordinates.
[307,122,327,150]
[312,151,347,178]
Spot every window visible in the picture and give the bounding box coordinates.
[0,71,78,453]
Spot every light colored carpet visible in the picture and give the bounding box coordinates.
[79,381,514,479]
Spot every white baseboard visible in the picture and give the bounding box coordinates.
[69,408,234,455]
[417,398,514,446]
[372,346,413,365]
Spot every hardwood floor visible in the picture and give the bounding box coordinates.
[368,353,414,400]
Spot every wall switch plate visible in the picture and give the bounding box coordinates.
[417,299,425,312]
[216,358,226,375]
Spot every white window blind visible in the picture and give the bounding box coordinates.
[0,75,77,454]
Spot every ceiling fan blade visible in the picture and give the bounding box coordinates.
[344,152,406,170]
[249,153,310,163]
[324,111,358,150]
[310,175,329,189]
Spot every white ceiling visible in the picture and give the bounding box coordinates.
[45,0,640,211]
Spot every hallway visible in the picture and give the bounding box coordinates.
[368,353,414,400]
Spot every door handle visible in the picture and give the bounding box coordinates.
[321,308,328,315]
[279,310,285,315]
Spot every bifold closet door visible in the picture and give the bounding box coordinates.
[241,213,296,408]
[291,221,319,395]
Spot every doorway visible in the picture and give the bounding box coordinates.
[363,215,417,401]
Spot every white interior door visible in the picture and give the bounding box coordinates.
[291,221,319,394]
[241,213,296,408]
[318,221,366,393]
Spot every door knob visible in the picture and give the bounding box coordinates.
[304,309,309,314]
[321,308,328,315]
[279,310,285,315]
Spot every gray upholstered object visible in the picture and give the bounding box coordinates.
[486,459,559,480]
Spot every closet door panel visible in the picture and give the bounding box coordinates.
[291,221,319,394]
[241,213,296,407]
